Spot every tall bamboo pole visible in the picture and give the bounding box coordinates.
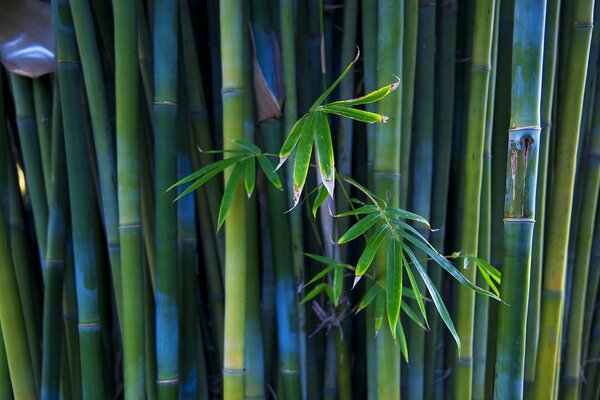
[220,0,247,398]
[533,1,595,397]
[453,1,495,398]
[493,1,546,398]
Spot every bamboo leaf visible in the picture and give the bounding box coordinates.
[309,50,360,111]
[304,264,335,287]
[292,113,316,207]
[401,301,428,331]
[326,78,400,107]
[338,173,386,207]
[315,112,335,197]
[335,204,379,217]
[354,224,388,287]
[277,114,308,170]
[397,322,409,363]
[257,155,283,190]
[305,253,342,266]
[386,238,402,338]
[473,256,501,284]
[338,212,382,244]
[312,184,329,217]
[403,252,429,328]
[234,138,262,155]
[168,155,245,191]
[244,159,255,198]
[300,283,334,305]
[356,284,381,312]
[374,289,384,335]
[404,246,461,352]
[386,207,431,229]
[217,162,245,230]
[320,104,387,123]
[333,265,343,306]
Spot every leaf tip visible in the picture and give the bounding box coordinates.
[352,274,362,289]
[381,115,389,123]
[275,156,288,171]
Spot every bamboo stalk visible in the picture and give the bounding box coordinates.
[533,1,595,397]
[453,1,495,398]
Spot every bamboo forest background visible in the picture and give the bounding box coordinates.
[1,0,600,399]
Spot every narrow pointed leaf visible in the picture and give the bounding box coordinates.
[335,204,379,217]
[309,50,360,111]
[277,114,308,169]
[257,154,283,190]
[315,112,335,196]
[173,161,237,202]
[292,113,316,207]
[244,158,255,197]
[397,322,409,363]
[386,207,431,228]
[403,253,429,328]
[217,162,245,230]
[356,284,382,312]
[312,184,329,217]
[333,265,343,306]
[168,155,245,191]
[327,79,400,107]
[235,138,261,155]
[355,224,388,278]
[337,173,386,207]
[404,246,461,352]
[374,289,384,335]
[300,283,334,305]
[401,302,428,330]
[305,253,342,266]
[386,238,402,337]
[474,257,501,283]
[304,264,335,287]
[320,104,387,123]
[338,212,383,244]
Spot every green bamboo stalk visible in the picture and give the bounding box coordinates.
[453,1,495,398]
[41,89,67,400]
[523,1,560,397]
[153,0,180,397]
[493,0,545,398]
[533,1,595,397]
[32,77,52,198]
[70,0,123,331]
[408,1,434,396]
[62,243,82,400]
[581,194,600,365]
[374,1,403,398]
[0,68,37,400]
[582,300,600,400]
[220,0,247,397]
[115,0,145,397]
[138,0,154,118]
[53,0,106,396]
[560,63,600,400]
[0,326,11,399]
[9,73,48,263]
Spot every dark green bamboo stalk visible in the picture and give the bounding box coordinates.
[54,0,107,397]
[70,0,123,330]
[153,0,180,397]
[581,196,600,366]
[524,1,560,398]
[493,0,546,398]
[533,1,595,397]
[32,77,52,197]
[582,299,600,400]
[62,243,82,400]
[220,0,247,397]
[0,326,12,399]
[374,1,403,398]
[454,1,495,398]
[115,0,145,397]
[560,63,600,400]
[0,69,37,400]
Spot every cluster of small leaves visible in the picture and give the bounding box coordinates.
[168,138,282,230]
[302,175,501,359]
[275,50,399,208]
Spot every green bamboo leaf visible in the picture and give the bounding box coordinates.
[338,213,382,244]
[309,50,360,111]
[320,104,387,123]
[353,224,388,287]
[217,162,245,231]
[374,289,384,335]
[300,283,334,305]
[386,238,402,338]
[312,184,329,217]
[173,161,236,202]
[315,112,335,197]
[386,207,431,229]
[473,256,501,284]
[305,253,341,266]
[234,138,261,155]
[304,264,335,288]
[356,284,382,312]
[337,173,386,207]
[256,155,283,190]
[404,252,429,329]
[333,265,343,306]
[476,264,500,297]
[292,113,316,207]
[334,204,379,217]
[397,322,409,363]
[168,155,245,191]
[277,114,308,170]
[326,78,400,107]
[401,302,428,331]
[244,159,255,198]
[404,246,461,352]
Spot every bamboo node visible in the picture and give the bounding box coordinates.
[223,368,245,376]
[156,377,179,384]
[503,217,535,223]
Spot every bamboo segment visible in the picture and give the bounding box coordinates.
[220,0,247,398]
[533,1,595,398]
[54,0,106,397]
[115,0,145,397]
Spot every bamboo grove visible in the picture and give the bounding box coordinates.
[2,0,600,399]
